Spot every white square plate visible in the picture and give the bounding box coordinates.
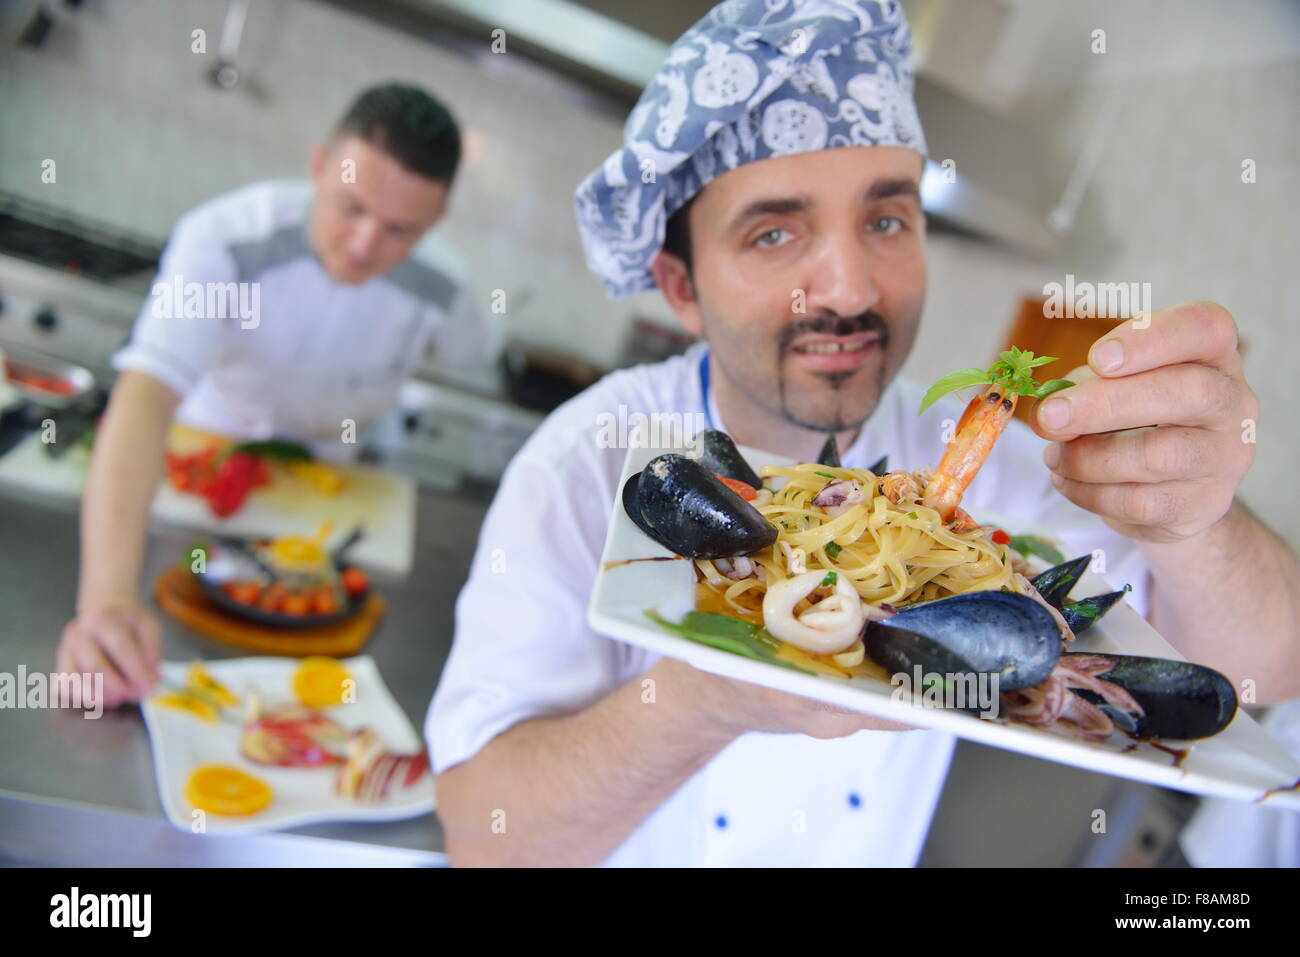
[588,442,1300,810]
[141,655,435,833]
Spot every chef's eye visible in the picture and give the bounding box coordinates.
[754,228,791,248]
[869,216,903,235]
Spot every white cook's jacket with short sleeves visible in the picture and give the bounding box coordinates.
[112,180,495,461]
[426,341,1153,866]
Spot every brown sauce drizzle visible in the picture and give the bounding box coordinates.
[1256,777,1300,804]
[602,556,687,570]
[1146,741,1190,768]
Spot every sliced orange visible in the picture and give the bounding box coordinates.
[153,691,219,723]
[184,765,273,816]
[292,656,353,708]
[186,660,240,707]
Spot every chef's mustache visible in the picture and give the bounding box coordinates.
[778,311,891,355]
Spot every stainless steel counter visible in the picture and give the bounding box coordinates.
[0,482,489,866]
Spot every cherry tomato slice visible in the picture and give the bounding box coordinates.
[716,476,758,500]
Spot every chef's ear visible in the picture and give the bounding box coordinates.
[651,249,702,336]
[309,143,326,181]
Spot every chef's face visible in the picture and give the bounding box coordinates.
[309,135,449,284]
[653,146,927,434]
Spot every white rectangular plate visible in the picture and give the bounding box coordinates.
[141,655,435,833]
[588,443,1300,810]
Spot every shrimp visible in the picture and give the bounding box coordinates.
[917,346,1072,524]
[922,384,1018,523]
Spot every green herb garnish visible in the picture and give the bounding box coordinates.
[919,345,1074,414]
[825,541,842,558]
[820,571,838,587]
[814,471,836,479]
[1007,534,1066,565]
[645,610,813,674]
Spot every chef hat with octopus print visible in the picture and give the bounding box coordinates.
[575,0,927,299]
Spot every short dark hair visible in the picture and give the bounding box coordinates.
[661,194,697,277]
[335,83,461,184]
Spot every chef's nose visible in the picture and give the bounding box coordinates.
[346,218,383,260]
[800,236,882,320]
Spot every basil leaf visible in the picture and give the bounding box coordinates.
[1033,378,1075,400]
[1007,534,1066,565]
[918,368,991,414]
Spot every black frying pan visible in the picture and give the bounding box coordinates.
[192,530,369,630]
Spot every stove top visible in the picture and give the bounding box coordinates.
[0,191,160,283]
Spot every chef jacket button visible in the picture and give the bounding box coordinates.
[714,814,728,830]
[847,792,862,809]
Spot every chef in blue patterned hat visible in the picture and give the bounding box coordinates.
[429,0,1286,867]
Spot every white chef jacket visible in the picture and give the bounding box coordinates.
[427,340,1154,867]
[1180,699,1300,867]
[113,180,492,460]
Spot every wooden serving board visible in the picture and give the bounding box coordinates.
[153,565,386,657]
[0,424,417,576]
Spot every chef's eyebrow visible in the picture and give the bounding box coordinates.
[723,177,921,235]
[724,196,809,235]
[866,178,921,202]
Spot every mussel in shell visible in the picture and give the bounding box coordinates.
[1062,652,1238,740]
[865,591,1063,692]
[691,428,763,489]
[623,454,777,560]
[1030,554,1094,609]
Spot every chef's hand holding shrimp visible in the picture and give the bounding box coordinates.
[1031,302,1259,545]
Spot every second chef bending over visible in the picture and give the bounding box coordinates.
[58,83,494,708]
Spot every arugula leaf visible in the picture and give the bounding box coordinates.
[645,610,814,674]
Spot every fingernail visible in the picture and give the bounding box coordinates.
[1050,472,1065,489]
[1092,338,1124,373]
[1043,442,1061,469]
[1040,397,1071,430]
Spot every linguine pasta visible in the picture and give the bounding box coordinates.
[695,463,1025,624]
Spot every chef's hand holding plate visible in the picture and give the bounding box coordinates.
[1032,301,1258,545]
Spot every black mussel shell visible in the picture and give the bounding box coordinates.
[626,454,777,560]
[622,471,661,542]
[865,591,1062,692]
[867,454,888,475]
[1030,554,1093,609]
[692,429,763,490]
[1064,652,1238,740]
[1060,588,1129,636]
[817,433,841,467]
